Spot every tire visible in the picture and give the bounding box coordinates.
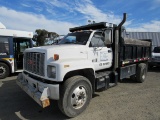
[0,63,10,79]
[58,76,92,118]
[136,63,147,83]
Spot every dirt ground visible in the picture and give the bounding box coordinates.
[0,68,160,120]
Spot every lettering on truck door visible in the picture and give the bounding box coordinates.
[88,32,113,71]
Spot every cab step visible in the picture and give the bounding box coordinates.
[95,71,118,91]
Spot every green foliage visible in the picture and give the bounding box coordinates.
[33,29,59,46]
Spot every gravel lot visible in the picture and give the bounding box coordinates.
[0,68,160,120]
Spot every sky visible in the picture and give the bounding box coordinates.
[0,0,160,35]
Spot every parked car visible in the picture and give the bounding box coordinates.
[149,46,160,68]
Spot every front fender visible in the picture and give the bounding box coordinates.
[52,59,95,82]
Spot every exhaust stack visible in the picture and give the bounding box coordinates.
[114,13,127,70]
[117,13,127,30]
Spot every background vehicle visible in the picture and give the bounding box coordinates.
[0,24,33,79]
[17,13,151,117]
[149,46,160,68]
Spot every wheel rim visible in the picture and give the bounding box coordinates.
[0,66,6,76]
[71,86,87,109]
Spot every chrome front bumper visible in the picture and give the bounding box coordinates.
[16,73,59,108]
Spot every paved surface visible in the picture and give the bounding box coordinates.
[0,68,160,120]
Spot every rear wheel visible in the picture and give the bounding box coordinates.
[0,63,10,79]
[58,76,92,117]
[136,63,147,83]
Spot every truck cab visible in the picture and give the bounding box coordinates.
[0,27,33,79]
[58,30,113,70]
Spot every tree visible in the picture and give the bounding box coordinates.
[47,32,59,45]
[33,29,59,46]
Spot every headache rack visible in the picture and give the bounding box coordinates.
[69,22,116,32]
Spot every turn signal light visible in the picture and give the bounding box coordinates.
[42,99,50,108]
[54,54,59,60]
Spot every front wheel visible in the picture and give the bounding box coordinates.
[0,63,10,79]
[58,76,92,117]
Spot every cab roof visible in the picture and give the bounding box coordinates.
[69,22,117,32]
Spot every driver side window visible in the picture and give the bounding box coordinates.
[90,32,105,47]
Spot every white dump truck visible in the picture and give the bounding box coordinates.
[17,13,151,117]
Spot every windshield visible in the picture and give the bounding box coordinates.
[58,31,91,45]
[153,47,160,53]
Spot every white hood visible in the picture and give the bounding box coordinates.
[25,44,88,61]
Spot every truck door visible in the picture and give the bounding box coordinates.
[88,32,113,71]
[13,38,31,70]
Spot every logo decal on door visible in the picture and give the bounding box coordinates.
[100,52,108,61]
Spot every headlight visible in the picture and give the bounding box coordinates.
[47,66,56,78]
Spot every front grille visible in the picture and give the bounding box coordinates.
[24,52,45,76]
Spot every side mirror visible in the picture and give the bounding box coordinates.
[104,30,112,45]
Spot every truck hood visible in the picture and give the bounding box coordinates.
[25,44,88,61]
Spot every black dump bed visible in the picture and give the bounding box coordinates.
[120,38,152,65]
